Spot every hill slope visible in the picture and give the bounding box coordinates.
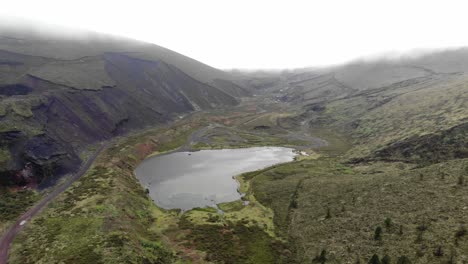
[2,22,468,264]
[0,24,246,188]
[238,50,468,263]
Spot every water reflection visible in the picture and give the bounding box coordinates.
[134,147,296,210]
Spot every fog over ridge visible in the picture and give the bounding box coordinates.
[2,16,468,72]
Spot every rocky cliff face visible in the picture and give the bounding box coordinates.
[0,25,247,187]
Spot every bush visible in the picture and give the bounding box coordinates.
[368,254,380,264]
[384,218,392,229]
[106,231,129,247]
[415,231,424,243]
[374,226,382,241]
[416,223,428,232]
[325,208,331,219]
[455,225,466,246]
[0,188,38,221]
[381,255,390,264]
[289,199,298,209]
[457,175,464,185]
[396,256,411,264]
[433,245,444,257]
[313,250,327,263]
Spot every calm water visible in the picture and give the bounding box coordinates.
[134,147,296,210]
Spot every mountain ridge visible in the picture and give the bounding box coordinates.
[1,21,468,264]
[0,24,248,188]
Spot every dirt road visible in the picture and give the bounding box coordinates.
[0,142,109,264]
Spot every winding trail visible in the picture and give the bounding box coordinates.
[0,142,109,264]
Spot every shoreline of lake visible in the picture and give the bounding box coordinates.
[134,147,297,211]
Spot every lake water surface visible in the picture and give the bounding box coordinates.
[134,147,296,210]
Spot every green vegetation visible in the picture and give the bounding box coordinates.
[0,188,38,222]
[320,75,468,161]
[7,111,314,263]
[0,103,7,117]
[10,102,33,118]
[179,217,288,263]
[312,250,327,263]
[0,148,11,168]
[7,115,293,263]
[3,23,468,264]
[8,123,204,263]
[218,200,244,212]
[0,97,47,136]
[246,156,468,262]
[4,67,468,263]
[374,226,382,241]
[29,58,114,91]
[10,162,175,263]
[190,125,306,150]
[0,188,39,235]
[209,101,468,262]
[8,109,468,263]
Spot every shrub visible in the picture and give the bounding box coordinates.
[455,225,466,245]
[0,188,38,221]
[457,174,464,185]
[455,225,466,238]
[313,250,327,263]
[440,171,446,180]
[206,214,220,223]
[415,231,424,243]
[106,231,129,247]
[289,199,298,209]
[384,218,392,229]
[415,245,426,257]
[396,256,411,264]
[374,226,382,241]
[325,207,331,219]
[433,245,444,257]
[416,223,428,232]
[381,255,391,264]
[368,254,381,264]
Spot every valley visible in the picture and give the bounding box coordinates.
[4,86,466,263]
[0,24,467,264]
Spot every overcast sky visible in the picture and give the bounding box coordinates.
[1,0,468,69]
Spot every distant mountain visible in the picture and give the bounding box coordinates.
[273,49,468,102]
[233,49,467,163]
[270,49,468,163]
[0,23,248,187]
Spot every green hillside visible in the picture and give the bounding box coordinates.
[1,22,468,264]
[0,25,248,190]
